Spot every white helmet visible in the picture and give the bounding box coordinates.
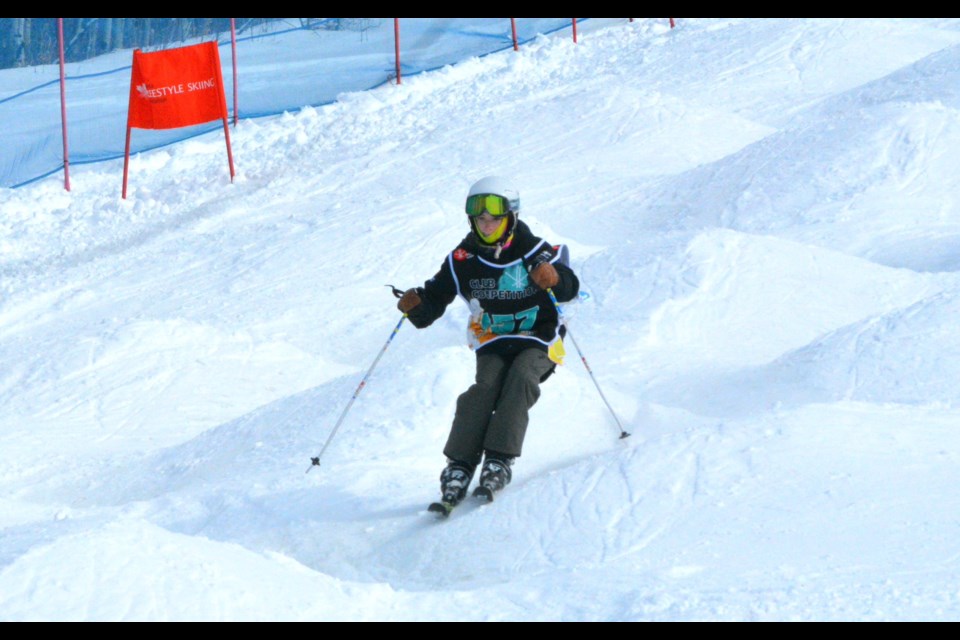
[465,176,520,246]
[467,176,520,212]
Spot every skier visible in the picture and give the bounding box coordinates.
[397,176,580,509]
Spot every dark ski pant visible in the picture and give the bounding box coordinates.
[444,347,555,467]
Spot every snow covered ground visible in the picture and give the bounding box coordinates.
[2,17,960,621]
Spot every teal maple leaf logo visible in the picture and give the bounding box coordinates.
[498,264,529,292]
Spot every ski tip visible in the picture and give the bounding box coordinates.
[472,486,494,503]
[428,502,454,518]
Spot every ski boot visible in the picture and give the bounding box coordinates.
[428,460,475,517]
[473,453,513,502]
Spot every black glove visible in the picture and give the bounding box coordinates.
[398,288,422,313]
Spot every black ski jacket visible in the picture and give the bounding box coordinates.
[406,220,579,359]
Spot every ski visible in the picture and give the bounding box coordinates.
[427,500,458,518]
[428,486,500,517]
[472,486,494,503]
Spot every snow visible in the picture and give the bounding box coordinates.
[2,17,960,621]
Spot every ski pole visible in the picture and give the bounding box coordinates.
[307,288,409,473]
[547,287,631,439]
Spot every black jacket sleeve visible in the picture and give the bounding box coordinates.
[404,256,458,329]
[550,261,579,303]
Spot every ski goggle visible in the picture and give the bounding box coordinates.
[465,193,511,217]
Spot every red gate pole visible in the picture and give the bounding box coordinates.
[217,53,236,182]
[670,18,676,28]
[572,18,578,43]
[220,113,235,181]
[230,18,238,127]
[511,18,518,51]
[121,123,133,199]
[394,18,402,85]
[121,47,137,200]
[57,18,70,191]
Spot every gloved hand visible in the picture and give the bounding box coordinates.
[398,288,422,313]
[530,262,559,290]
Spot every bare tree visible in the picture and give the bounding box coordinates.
[12,18,28,67]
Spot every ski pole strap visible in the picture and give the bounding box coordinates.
[546,287,563,317]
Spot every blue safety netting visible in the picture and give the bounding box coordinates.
[0,18,596,189]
